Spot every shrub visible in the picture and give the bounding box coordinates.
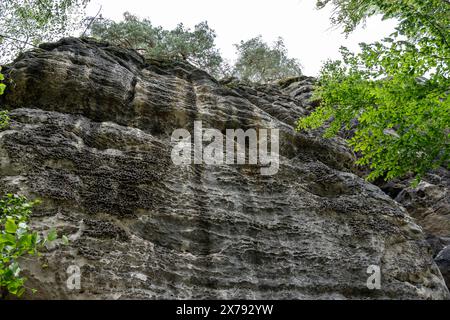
[0,194,66,298]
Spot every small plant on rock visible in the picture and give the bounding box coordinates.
[0,194,66,298]
[0,111,10,131]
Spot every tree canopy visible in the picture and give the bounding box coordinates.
[298,0,450,182]
[88,14,302,81]
[233,36,302,82]
[88,13,224,77]
[0,0,90,63]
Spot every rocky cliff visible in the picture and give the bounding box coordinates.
[0,38,448,299]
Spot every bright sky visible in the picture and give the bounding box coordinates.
[86,0,397,76]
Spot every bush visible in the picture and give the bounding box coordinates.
[0,194,65,298]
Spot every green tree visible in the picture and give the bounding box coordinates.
[298,0,450,182]
[88,12,161,52]
[0,0,90,63]
[233,36,302,82]
[88,12,224,77]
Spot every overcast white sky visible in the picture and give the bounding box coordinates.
[86,0,397,76]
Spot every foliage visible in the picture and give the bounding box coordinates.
[0,110,10,131]
[0,0,90,63]
[0,68,9,131]
[0,69,5,95]
[298,0,450,182]
[0,194,65,298]
[88,12,224,77]
[89,14,304,81]
[316,0,450,37]
[233,36,302,82]
[0,69,64,298]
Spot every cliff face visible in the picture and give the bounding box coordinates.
[379,168,450,288]
[0,38,448,299]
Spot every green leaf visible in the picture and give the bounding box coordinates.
[47,229,58,242]
[17,287,26,297]
[0,233,16,245]
[62,235,69,245]
[9,262,21,277]
[5,219,17,234]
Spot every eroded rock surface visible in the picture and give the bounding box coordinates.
[379,169,450,289]
[388,169,450,239]
[0,38,448,299]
